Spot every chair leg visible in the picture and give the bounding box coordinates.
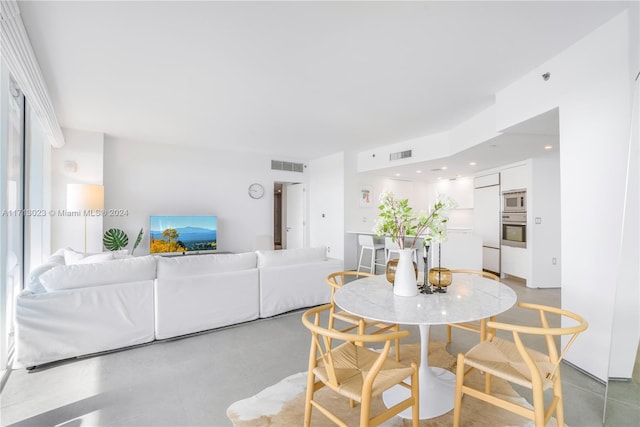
[360,391,372,427]
[453,353,466,427]
[531,383,546,427]
[554,373,565,427]
[411,363,419,427]
[357,319,366,347]
[484,372,492,394]
[357,247,366,273]
[369,248,375,274]
[447,325,452,343]
[393,323,400,362]
[304,373,315,426]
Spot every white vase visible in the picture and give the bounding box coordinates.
[393,248,418,297]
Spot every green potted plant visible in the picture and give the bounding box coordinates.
[103,227,144,255]
[374,191,455,296]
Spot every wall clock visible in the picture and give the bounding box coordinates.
[248,183,265,199]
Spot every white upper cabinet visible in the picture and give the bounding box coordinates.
[500,164,530,192]
[434,177,474,209]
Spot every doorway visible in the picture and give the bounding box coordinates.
[273,182,304,250]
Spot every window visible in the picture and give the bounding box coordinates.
[1,63,26,377]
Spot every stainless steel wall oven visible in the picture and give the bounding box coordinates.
[501,212,526,248]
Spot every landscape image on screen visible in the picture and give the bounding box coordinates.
[149,215,217,254]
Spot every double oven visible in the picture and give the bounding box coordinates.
[501,190,526,248]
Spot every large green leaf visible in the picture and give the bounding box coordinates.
[131,228,144,255]
[103,228,129,251]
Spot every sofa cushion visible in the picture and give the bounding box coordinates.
[256,247,327,268]
[26,262,59,294]
[39,255,157,291]
[156,252,257,279]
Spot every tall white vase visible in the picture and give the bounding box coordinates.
[393,248,418,297]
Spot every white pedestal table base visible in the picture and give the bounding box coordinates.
[382,324,455,419]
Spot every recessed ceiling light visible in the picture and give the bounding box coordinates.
[544,145,553,150]
[442,166,448,170]
[395,173,401,177]
[469,161,477,166]
[416,170,422,174]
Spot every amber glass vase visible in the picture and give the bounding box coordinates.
[386,258,418,284]
[428,267,452,287]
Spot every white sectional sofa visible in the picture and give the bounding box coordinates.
[16,256,157,368]
[15,247,343,368]
[154,252,260,340]
[258,247,343,318]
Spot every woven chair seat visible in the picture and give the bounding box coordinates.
[313,342,414,402]
[464,337,555,390]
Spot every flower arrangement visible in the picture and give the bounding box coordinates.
[373,191,456,249]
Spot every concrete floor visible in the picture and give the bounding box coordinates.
[0,279,636,426]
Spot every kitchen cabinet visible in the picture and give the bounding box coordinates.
[473,174,501,273]
[500,164,529,192]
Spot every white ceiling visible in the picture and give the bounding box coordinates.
[18,1,630,175]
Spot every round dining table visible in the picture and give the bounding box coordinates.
[333,273,517,420]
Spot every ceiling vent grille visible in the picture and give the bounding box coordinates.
[389,150,412,161]
[271,160,304,173]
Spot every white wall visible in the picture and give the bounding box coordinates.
[103,138,307,255]
[530,154,561,288]
[496,11,634,380]
[50,128,104,253]
[607,66,639,379]
[309,152,345,260]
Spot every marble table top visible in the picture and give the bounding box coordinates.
[333,273,517,326]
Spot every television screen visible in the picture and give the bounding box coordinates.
[150,215,217,254]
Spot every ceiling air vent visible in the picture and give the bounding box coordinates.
[389,150,412,161]
[271,160,304,173]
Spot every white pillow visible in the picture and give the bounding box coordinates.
[47,247,68,265]
[256,247,327,268]
[64,248,127,265]
[39,255,157,291]
[26,262,59,293]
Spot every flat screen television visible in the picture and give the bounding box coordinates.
[149,215,217,254]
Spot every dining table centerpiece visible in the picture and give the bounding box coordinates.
[374,191,456,296]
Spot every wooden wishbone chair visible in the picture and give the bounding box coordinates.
[453,303,588,427]
[446,269,500,343]
[326,271,401,361]
[302,304,419,427]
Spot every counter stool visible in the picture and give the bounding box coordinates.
[357,235,386,274]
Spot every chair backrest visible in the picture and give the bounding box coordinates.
[358,234,375,247]
[487,302,588,379]
[326,271,374,295]
[384,237,400,250]
[450,269,499,281]
[301,304,409,389]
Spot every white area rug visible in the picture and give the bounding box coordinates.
[227,342,563,427]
